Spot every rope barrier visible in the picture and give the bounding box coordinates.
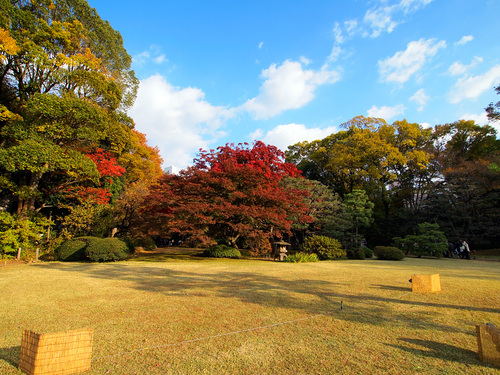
[93,290,457,363]
[93,312,328,361]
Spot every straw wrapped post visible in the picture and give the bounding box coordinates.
[476,324,500,367]
[19,329,93,375]
[411,274,441,293]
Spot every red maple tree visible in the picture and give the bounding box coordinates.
[141,142,312,254]
[60,149,126,205]
[86,148,126,178]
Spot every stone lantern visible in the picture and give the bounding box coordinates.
[273,241,291,261]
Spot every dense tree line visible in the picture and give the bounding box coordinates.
[286,116,500,249]
[0,0,162,259]
[1,0,498,259]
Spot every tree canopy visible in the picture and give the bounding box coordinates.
[0,0,163,259]
[286,115,500,249]
[139,142,312,254]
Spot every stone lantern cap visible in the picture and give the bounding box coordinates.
[273,241,291,246]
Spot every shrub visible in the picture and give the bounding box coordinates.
[301,235,345,260]
[392,222,447,258]
[239,249,252,257]
[374,246,405,261]
[125,236,157,252]
[0,212,51,258]
[362,246,373,259]
[203,244,241,258]
[284,252,319,263]
[85,237,130,262]
[138,236,157,251]
[55,239,88,261]
[347,249,366,260]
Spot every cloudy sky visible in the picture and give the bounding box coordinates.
[88,0,500,171]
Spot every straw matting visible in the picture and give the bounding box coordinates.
[19,329,93,375]
[476,324,500,367]
[411,274,441,293]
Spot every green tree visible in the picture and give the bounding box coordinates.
[280,176,350,243]
[0,211,51,259]
[393,222,447,258]
[344,189,374,248]
[286,116,428,199]
[0,0,139,220]
[301,235,345,260]
[426,121,500,247]
[486,84,500,123]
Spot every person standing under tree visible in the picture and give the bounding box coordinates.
[460,239,471,260]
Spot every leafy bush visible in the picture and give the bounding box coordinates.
[124,236,157,252]
[85,237,130,262]
[347,248,366,260]
[374,246,405,261]
[301,235,345,260]
[284,252,319,263]
[140,236,157,250]
[0,212,51,258]
[392,222,447,258]
[203,244,241,258]
[362,246,373,258]
[239,249,252,257]
[55,238,88,261]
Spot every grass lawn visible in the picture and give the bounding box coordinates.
[1,250,499,374]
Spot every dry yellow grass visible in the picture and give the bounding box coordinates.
[0,253,499,374]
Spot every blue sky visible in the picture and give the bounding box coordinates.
[88,0,500,171]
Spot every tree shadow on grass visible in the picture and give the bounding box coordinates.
[386,338,495,368]
[32,261,500,334]
[0,346,20,368]
[129,247,207,262]
[371,284,410,292]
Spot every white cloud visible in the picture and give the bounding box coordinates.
[333,22,345,44]
[250,123,337,152]
[367,104,406,120]
[448,56,483,76]
[364,4,398,38]
[455,35,474,46]
[344,19,359,35]
[410,89,430,111]
[458,112,500,137]
[240,60,340,120]
[328,46,342,62]
[258,41,264,49]
[459,112,489,125]
[363,0,433,38]
[129,75,234,171]
[132,51,151,66]
[378,38,446,83]
[133,46,168,67]
[154,54,167,64]
[400,0,434,13]
[448,64,500,103]
[300,56,312,65]
[333,0,432,43]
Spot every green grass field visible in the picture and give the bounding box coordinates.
[1,250,499,374]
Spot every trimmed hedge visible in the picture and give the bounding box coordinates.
[203,244,241,258]
[374,246,405,261]
[55,239,88,261]
[347,248,366,260]
[56,237,130,262]
[301,235,345,260]
[85,237,130,262]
